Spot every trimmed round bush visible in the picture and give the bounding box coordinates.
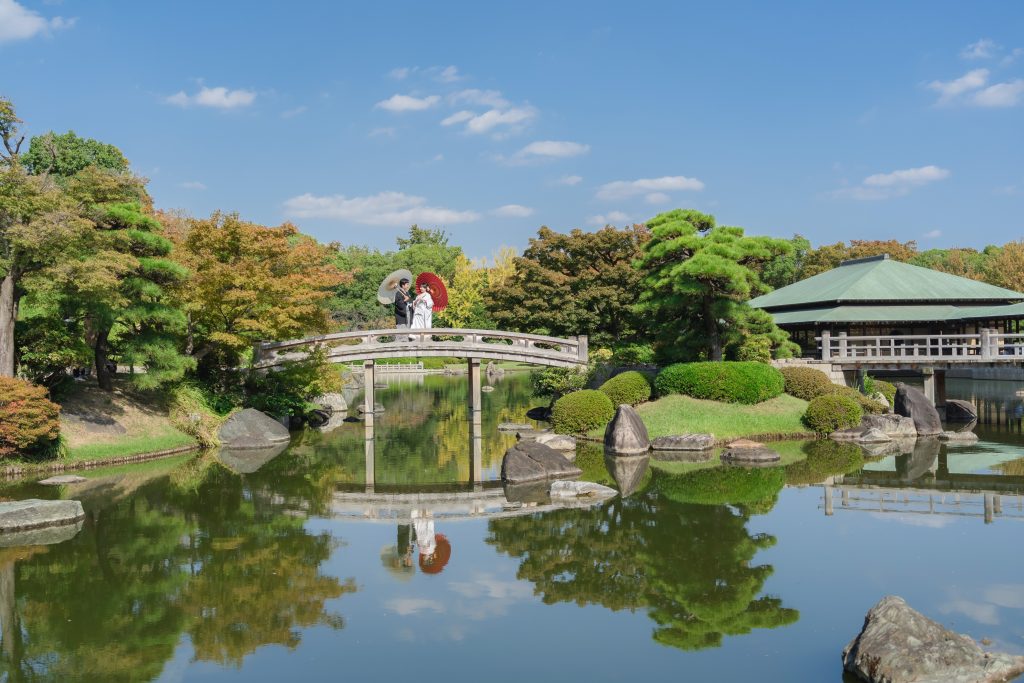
[826,385,885,415]
[551,389,615,434]
[599,371,652,407]
[780,366,834,401]
[654,361,785,404]
[0,377,61,459]
[803,393,863,434]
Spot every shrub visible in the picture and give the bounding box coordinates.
[0,377,61,459]
[169,384,226,449]
[599,371,652,407]
[551,390,615,434]
[827,385,885,415]
[654,361,785,404]
[873,379,896,407]
[735,335,772,364]
[611,343,656,366]
[780,366,834,400]
[804,393,863,434]
[531,366,589,400]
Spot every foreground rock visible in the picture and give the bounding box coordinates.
[499,422,534,432]
[219,408,291,448]
[720,439,781,465]
[501,441,582,484]
[38,475,88,485]
[651,434,715,451]
[938,431,980,444]
[549,480,617,500]
[603,404,650,454]
[894,383,943,436]
[843,595,1024,683]
[0,499,85,533]
[945,399,978,423]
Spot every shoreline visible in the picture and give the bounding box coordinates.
[1,444,202,480]
[577,431,820,447]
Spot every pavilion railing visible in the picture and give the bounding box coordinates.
[816,329,1024,361]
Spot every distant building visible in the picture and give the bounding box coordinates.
[749,254,1024,357]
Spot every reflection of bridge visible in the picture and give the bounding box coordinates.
[253,328,588,417]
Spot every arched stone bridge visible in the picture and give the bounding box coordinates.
[252,328,589,420]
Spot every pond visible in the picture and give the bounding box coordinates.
[0,374,1023,682]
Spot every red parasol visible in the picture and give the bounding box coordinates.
[418,534,451,574]
[415,272,448,312]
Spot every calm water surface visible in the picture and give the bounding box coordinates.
[1,375,1023,682]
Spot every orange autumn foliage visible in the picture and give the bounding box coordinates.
[0,377,60,459]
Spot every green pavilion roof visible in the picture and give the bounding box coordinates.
[769,305,998,326]
[749,255,1024,310]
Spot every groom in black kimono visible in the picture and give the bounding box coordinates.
[394,278,412,328]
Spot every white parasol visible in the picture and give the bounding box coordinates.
[377,269,413,305]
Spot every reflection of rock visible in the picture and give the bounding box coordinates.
[38,475,88,485]
[857,428,891,444]
[515,429,550,441]
[651,449,715,463]
[0,519,83,547]
[502,480,552,504]
[219,408,291,448]
[485,361,505,379]
[501,441,582,484]
[895,437,940,481]
[603,452,650,497]
[843,595,1024,683]
[721,439,780,465]
[316,412,348,433]
[937,431,979,444]
[651,434,714,451]
[313,392,347,414]
[356,403,385,414]
[549,480,617,500]
[0,499,85,533]
[603,404,650,454]
[944,398,977,423]
[860,437,917,458]
[481,385,495,393]
[499,422,534,432]
[894,383,942,436]
[217,442,289,474]
[955,419,978,434]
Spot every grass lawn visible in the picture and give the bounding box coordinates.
[64,430,196,463]
[590,393,810,442]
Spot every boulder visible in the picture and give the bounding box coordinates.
[219,408,291,449]
[535,433,577,451]
[501,441,582,484]
[945,399,978,423]
[603,404,650,454]
[485,361,505,378]
[515,429,551,441]
[526,406,552,421]
[871,391,890,411]
[843,595,1024,683]
[305,408,332,428]
[894,383,943,436]
[604,452,650,497]
[499,422,534,432]
[0,520,83,548]
[312,392,347,414]
[38,475,88,486]
[938,431,980,444]
[720,441,781,465]
[831,426,868,441]
[0,499,85,533]
[549,480,618,500]
[861,413,918,438]
[650,434,715,451]
[217,442,289,474]
[857,428,892,444]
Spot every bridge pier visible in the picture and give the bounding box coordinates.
[364,421,375,493]
[363,360,375,424]
[467,358,482,417]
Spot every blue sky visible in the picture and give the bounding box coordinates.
[3,0,1023,258]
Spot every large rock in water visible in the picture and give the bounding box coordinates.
[862,414,918,438]
[843,595,1024,683]
[219,408,291,449]
[720,439,781,465]
[501,441,582,484]
[0,499,85,533]
[945,399,978,423]
[603,404,650,454]
[894,383,943,436]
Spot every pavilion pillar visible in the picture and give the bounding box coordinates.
[363,360,375,426]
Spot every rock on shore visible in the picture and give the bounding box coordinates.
[604,404,650,454]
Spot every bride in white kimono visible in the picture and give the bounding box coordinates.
[410,284,434,331]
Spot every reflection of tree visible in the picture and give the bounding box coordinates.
[656,464,786,511]
[486,479,797,652]
[784,440,864,486]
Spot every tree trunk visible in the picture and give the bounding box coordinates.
[0,272,18,377]
[94,327,113,391]
[704,298,722,361]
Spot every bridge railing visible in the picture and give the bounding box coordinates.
[253,328,588,368]
[816,329,1024,361]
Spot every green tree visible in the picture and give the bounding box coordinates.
[635,209,793,361]
[488,225,649,346]
[910,247,990,281]
[760,234,811,289]
[22,130,130,178]
[798,239,918,280]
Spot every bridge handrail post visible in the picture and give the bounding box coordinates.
[981,328,991,359]
[577,335,588,364]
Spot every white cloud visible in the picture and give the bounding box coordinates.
[923,229,942,239]
[448,89,509,109]
[281,106,307,119]
[384,598,445,616]
[588,211,629,226]
[369,127,396,138]
[645,192,671,204]
[510,140,589,163]
[833,165,951,200]
[389,67,411,80]
[464,106,537,134]
[555,175,583,186]
[962,38,999,60]
[491,204,534,218]
[166,86,256,109]
[972,79,1024,107]
[180,181,206,190]
[441,110,475,126]
[596,175,704,200]
[1004,48,1024,66]
[437,65,461,83]
[375,94,440,112]
[282,190,480,226]
[927,69,989,105]
[0,0,73,43]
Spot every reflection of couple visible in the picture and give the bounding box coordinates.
[380,511,451,578]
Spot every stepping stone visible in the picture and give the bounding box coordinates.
[0,499,85,533]
[38,475,88,485]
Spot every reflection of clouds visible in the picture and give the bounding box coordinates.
[449,573,533,620]
[939,598,1000,625]
[985,584,1024,609]
[866,512,953,528]
[385,598,445,616]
